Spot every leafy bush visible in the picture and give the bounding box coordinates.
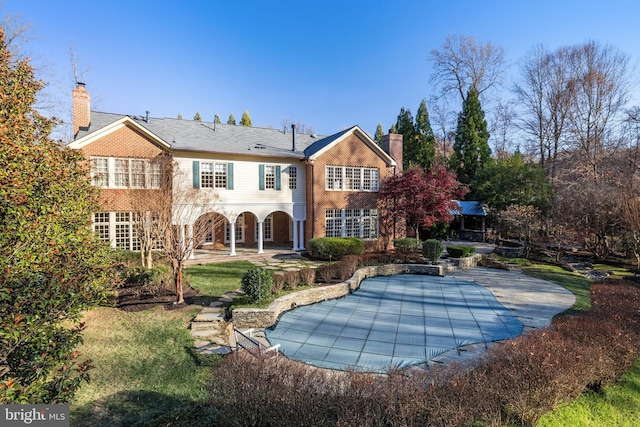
[283,270,300,290]
[422,239,444,264]
[308,237,364,261]
[393,238,422,253]
[336,255,360,281]
[300,268,317,286]
[446,244,476,258]
[240,267,273,303]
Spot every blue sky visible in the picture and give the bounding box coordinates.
[5,0,640,140]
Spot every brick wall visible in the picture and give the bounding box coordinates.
[304,132,396,246]
[80,124,168,212]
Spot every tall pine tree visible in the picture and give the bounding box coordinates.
[227,113,236,125]
[214,113,221,124]
[193,111,202,121]
[240,110,252,126]
[413,99,437,168]
[374,122,384,145]
[395,107,415,170]
[450,86,491,191]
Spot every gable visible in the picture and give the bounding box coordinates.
[304,125,396,167]
[69,116,171,155]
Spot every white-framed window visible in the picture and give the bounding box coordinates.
[324,208,379,239]
[265,165,276,189]
[201,162,214,188]
[325,166,379,192]
[215,163,227,188]
[115,212,131,250]
[90,157,161,189]
[288,166,297,190]
[93,212,110,242]
[131,159,146,188]
[225,213,245,243]
[90,157,109,187]
[255,214,273,241]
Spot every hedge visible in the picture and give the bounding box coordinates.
[446,244,476,258]
[307,237,364,261]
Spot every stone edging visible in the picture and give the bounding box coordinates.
[232,264,443,329]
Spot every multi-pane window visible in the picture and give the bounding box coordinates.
[93,213,110,243]
[265,165,276,189]
[201,162,214,188]
[325,166,379,191]
[91,157,109,187]
[288,166,297,190]
[324,208,379,239]
[325,209,342,237]
[131,159,146,188]
[114,159,130,187]
[201,162,229,189]
[214,163,227,188]
[91,157,161,189]
[115,212,131,250]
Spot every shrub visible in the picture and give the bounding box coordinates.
[283,270,300,290]
[240,267,273,303]
[393,238,422,253]
[308,237,364,261]
[317,263,338,283]
[362,239,383,253]
[271,272,286,294]
[299,268,317,287]
[422,239,444,264]
[336,255,360,281]
[446,244,476,258]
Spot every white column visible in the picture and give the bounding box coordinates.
[292,219,299,251]
[229,220,237,256]
[257,221,264,254]
[298,220,305,251]
[187,224,195,259]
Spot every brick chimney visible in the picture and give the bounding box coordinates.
[72,82,90,137]
[380,133,403,174]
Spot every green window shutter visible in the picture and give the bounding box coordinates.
[275,165,281,190]
[193,161,200,189]
[259,164,265,190]
[227,163,234,190]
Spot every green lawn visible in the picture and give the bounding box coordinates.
[184,260,254,305]
[70,306,218,427]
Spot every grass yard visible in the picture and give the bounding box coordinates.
[70,261,255,426]
[538,360,640,426]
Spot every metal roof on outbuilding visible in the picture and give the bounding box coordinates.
[451,201,489,216]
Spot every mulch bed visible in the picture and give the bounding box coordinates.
[115,283,198,312]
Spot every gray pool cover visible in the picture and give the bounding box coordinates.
[265,274,523,372]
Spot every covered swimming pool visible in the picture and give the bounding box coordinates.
[265,274,524,372]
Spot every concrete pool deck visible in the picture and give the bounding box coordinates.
[253,267,575,370]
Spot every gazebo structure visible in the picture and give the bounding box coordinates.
[450,201,489,242]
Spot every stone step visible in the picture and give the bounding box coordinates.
[191,320,223,331]
[193,312,225,322]
[190,329,221,339]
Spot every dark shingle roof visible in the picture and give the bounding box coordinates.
[77,112,327,159]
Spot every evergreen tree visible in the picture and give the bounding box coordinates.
[214,113,221,124]
[193,111,202,121]
[450,86,491,190]
[227,113,236,125]
[240,110,252,126]
[395,107,415,170]
[412,99,437,168]
[177,113,183,120]
[374,122,384,145]
[0,29,114,402]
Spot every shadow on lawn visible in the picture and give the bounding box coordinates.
[71,390,202,427]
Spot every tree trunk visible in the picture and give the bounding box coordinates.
[146,249,153,269]
[173,259,184,304]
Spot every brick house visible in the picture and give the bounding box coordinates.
[69,84,403,255]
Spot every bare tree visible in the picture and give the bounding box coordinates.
[281,117,314,135]
[565,41,631,181]
[490,101,517,157]
[513,45,574,182]
[428,97,456,159]
[429,34,507,104]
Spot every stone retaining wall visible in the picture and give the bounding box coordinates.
[232,264,443,329]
